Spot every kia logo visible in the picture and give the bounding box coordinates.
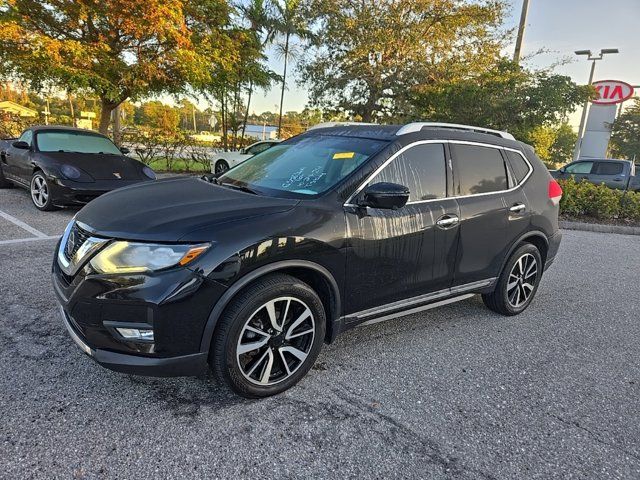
[591,80,634,105]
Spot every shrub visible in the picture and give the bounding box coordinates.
[558,177,640,223]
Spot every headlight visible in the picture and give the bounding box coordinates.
[89,242,210,274]
[142,166,156,180]
[60,164,81,179]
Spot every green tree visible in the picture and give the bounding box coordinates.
[549,123,577,165]
[413,62,592,141]
[610,98,640,161]
[0,0,233,135]
[300,0,506,122]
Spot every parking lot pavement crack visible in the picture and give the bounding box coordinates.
[331,385,497,480]
[549,413,640,463]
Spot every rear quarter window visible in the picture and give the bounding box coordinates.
[594,162,623,175]
[505,150,532,184]
[451,144,508,196]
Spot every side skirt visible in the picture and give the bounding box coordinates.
[336,278,495,334]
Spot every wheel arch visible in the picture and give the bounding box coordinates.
[500,230,549,278]
[199,260,341,354]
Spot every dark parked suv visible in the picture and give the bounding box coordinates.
[53,122,563,397]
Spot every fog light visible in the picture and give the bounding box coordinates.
[115,327,154,342]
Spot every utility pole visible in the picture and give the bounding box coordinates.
[513,0,530,63]
[572,48,619,161]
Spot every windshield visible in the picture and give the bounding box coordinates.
[218,135,387,197]
[36,131,122,154]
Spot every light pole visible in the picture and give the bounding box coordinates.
[513,0,530,64]
[572,48,619,161]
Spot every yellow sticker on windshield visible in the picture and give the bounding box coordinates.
[333,152,355,160]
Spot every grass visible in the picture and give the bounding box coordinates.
[146,157,210,174]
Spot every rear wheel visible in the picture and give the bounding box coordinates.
[211,273,326,398]
[215,160,229,175]
[30,171,58,211]
[482,243,542,316]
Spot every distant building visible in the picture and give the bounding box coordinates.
[0,100,37,117]
[231,124,278,140]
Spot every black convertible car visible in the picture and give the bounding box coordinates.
[0,126,156,210]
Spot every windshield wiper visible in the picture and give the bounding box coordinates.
[220,182,259,195]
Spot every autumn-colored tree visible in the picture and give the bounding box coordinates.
[0,0,232,135]
[138,101,181,132]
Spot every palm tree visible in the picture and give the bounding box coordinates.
[272,0,309,138]
[239,0,276,141]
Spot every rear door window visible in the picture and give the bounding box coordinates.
[451,144,508,195]
[368,143,447,202]
[593,162,623,175]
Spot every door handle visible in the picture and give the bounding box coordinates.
[613,177,623,182]
[509,203,526,213]
[436,215,459,227]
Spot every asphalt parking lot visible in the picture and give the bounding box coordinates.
[1,183,639,479]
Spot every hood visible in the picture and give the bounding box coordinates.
[75,177,299,242]
[39,152,143,181]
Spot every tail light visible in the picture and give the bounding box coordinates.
[548,179,562,206]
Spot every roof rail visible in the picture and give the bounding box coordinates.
[396,122,515,140]
[307,121,377,131]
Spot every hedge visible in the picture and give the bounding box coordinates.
[558,178,640,223]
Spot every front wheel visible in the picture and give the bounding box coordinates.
[30,171,58,211]
[214,160,229,175]
[211,273,326,398]
[482,243,542,316]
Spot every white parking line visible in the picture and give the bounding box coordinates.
[0,236,59,246]
[0,209,49,238]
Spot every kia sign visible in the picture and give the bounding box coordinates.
[591,80,634,105]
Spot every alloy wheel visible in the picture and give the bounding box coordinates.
[236,296,315,386]
[215,162,229,174]
[506,253,538,308]
[31,174,49,208]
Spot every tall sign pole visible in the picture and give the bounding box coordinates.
[572,59,597,161]
[572,49,619,161]
[513,0,530,63]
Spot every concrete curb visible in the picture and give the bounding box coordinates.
[560,220,640,236]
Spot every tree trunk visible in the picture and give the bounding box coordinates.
[99,98,116,135]
[241,81,253,142]
[68,93,76,127]
[277,32,290,139]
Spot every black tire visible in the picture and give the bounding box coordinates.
[482,243,543,316]
[30,171,58,211]
[214,160,229,175]
[211,273,326,398]
[0,163,12,188]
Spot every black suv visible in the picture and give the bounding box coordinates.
[53,122,563,397]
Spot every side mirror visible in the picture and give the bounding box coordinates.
[12,141,30,150]
[240,148,247,155]
[361,182,410,210]
[120,147,130,155]
[559,166,566,173]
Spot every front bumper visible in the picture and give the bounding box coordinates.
[59,306,208,376]
[49,177,151,206]
[52,239,228,377]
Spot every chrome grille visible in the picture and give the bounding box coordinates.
[64,222,91,261]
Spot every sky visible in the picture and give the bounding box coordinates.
[246,0,640,124]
